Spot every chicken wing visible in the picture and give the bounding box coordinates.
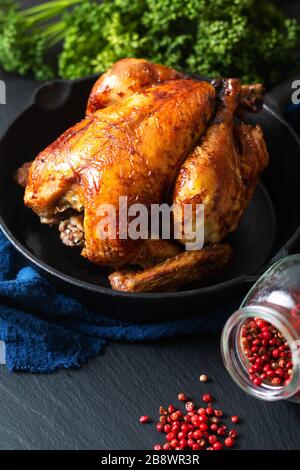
[109,243,232,292]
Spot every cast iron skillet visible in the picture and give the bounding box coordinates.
[0,74,300,321]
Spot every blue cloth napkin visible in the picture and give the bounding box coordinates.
[0,231,236,373]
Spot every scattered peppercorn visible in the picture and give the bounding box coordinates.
[185,401,195,412]
[168,405,176,414]
[159,406,167,415]
[224,437,235,448]
[212,441,223,450]
[210,416,220,424]
[217,426,227,436]
[178,393,188,402]
[164,424,171,433]
[140,387,242,450]
[153,444,163,450]
[139,415,151,424]
[156,423,164,432]
[202,393,213,403]
[159,415,167,424]
[199,374,208,383]
[208,434,217,444]
[231,415,239,424]
[229,430,238,439]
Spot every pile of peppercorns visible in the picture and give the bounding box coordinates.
[242,317,293,387]
[139,375,240,451]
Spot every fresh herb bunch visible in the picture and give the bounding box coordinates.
[59,0,299,85]
[0,0,83,80]
[0,0,299,85]
[187,0,300,85]
[59,0,146,79]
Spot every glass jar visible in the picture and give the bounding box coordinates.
[221,254,300,402]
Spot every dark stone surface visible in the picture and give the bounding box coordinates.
[0,336,299,451]
[0,0,299,451]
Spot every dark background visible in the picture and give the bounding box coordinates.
[0,1,300,450]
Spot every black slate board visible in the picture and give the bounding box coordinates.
[0,337,299,450]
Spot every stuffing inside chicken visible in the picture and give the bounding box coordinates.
[16,58,269,292]
[59,214,85,248]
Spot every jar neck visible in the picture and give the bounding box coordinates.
[221,305,300,401]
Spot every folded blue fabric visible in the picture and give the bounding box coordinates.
[0,232,237,373]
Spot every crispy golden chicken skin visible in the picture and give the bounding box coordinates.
[24,79,216,266]
[173,79,269,245]
[86,58,185,115]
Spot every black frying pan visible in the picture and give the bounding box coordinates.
[0,74,300,321]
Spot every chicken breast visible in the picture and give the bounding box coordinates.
[25,79,216,266]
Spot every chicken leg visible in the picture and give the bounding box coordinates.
[173,79,269,246]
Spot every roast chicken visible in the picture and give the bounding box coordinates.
[16,58,269,292]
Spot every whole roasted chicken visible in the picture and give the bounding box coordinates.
[16,59,269,292]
